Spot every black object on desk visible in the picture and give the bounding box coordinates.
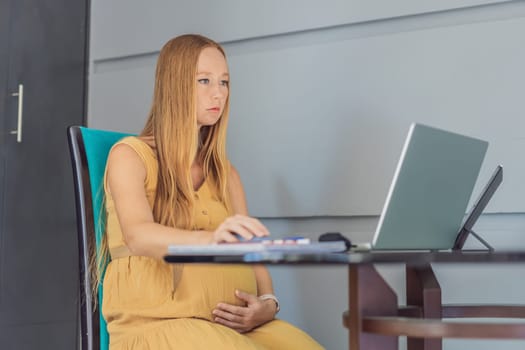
[319,232,352,252]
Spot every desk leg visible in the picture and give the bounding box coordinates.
[406,264,442,350]
[349,265,399,350]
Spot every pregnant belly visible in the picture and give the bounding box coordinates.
[173,264,258,317]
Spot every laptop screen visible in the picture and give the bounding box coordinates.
[371,123,488,250]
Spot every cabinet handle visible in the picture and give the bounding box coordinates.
[10,84,23,143]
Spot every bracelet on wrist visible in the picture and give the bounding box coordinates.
[258,293,280,313]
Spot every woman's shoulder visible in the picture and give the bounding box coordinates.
[113,136,156,161]
[116,135,155,150]
[227,163,241,183]
[225,162,249,215]
[106,136,158,178]
[105,136,158,187]
[226,163,245,193]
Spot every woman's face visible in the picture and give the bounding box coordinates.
[195,47,229,128]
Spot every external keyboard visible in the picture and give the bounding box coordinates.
[167,240,347,256]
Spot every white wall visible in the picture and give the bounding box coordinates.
[88,1,525,348]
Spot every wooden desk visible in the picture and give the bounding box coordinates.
[165,251,525,350]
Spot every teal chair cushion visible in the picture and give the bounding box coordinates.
[80,127,135,350]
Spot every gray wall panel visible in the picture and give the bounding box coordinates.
[89,65,154,132]
[90,0,512,60]
[89,10,525,216]
[228,15,525,216]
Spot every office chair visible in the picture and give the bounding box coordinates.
[68,126,134,350]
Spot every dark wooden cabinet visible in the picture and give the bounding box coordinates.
[0,0,88,348]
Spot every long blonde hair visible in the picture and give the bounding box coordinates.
[141,34,231,229]
[92,34,232,299]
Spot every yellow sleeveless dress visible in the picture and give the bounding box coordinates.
[102,137,324,350]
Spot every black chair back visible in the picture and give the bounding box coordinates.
[67,125,100,350]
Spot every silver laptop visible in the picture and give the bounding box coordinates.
[165,123,489,258]
[370,123,488,250]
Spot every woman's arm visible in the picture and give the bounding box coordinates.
[106,144,266,259]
